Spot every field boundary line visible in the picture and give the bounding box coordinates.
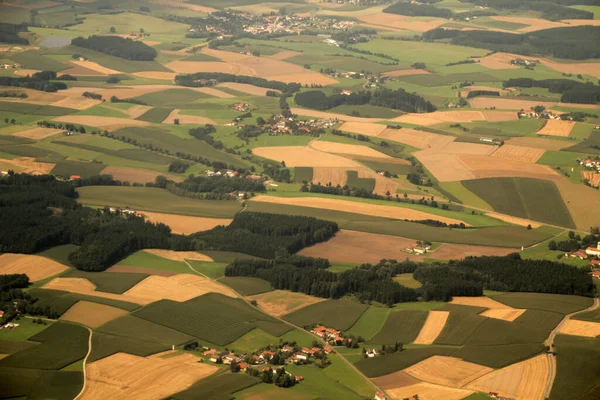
[74,326,93,400]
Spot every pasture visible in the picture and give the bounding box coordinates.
[249,290,326,317]
[355,346,457,378]
[219,277,274,296]
[115,250,190,274]
[283,299,368,331]
[370,310,428,345]
[551,335,600,400]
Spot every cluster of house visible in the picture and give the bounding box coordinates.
[243,14,356,36]
[565,242,600,270]
[404,243,431,255]
[0,63,22,69]
[0,322,19,329]
[327,71,389,85]
[487,392,516,400]
[519,109,563,120]
[577,158,600,174]
[231,103,249,112]
[479,137,503,145]
[261,115,338,135]
[206,169,239,178]
[106,207,145,217]
[309,325,354,346]
[510,58,539,67]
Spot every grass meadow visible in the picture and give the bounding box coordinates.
[284,300,368,331]
[116,251,190,274]
[219,277,274,296]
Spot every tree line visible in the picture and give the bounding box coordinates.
[456,0,594,21]
[0,73,67,93]
[71,35,158,61]
[294,89,436,113]
[503,78,600,104]
[384,2,452,18]
[0,23,29,45]
[175,72,301,95]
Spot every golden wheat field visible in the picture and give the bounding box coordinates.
[0,253,68,281]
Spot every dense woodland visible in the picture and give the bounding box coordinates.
[71,35,158,61]
[0,23,29,45]
[503,78,600,104]
[191,212,339,259]
[165,175,266,200]
[175,73,301,95]
[384,2,452,18]
[423,26,600,60]
[226,253,595,305]
[0,74,67,93]
[294,89,436,113]
[0,174,175,271]
[457,0,595,20]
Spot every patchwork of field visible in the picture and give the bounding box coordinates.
[384,382,473,400]
[490,144,545,163]
[311,140,391,159]
[506,137,570,151]
[60,300,128,328]
[413,312,450,345]
[162,109,217,125]
[404,356,493,388]
[558,320,600,338]
[217,82,278,96]
[0,253,68,281]
[429,244,517,260]
[53,115,150,131]
[537,120,575,137]
[253,146,356,167]
[143,249,213,262]
[11,127,64,140]
[142,212,231,235]
[250,290,326,317]
[358,13,447,32]
[450,296,526,322]
[467,354,550,400]
[392,111,487,126]
[378,128,455,149]
[82,352,217,400]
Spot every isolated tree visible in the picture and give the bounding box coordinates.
[109,26,116,34]
[174,118,180,125]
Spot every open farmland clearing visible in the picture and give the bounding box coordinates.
[339,122,387,137]
[482,110,519,122]
[142,249,213,262]
[162,109,216,125]
[142,212,231,235]
[451,296,526,322]
[106,265,176,277]
[478,52,521,70]
[537,120,575,137]
[217,82,279,96]
[378,128,455,149]
[311,167,351,187]
[81,352,217,400]
[403,356,493,388]
[252,146,356,167]
[457,155,561,181]
[291,108,383,122]
[384,382,473,400]
[383,69,431,77]
[249,290,326,317]
[99,167,182,185]
[0,157,55,175]
[470,97,558,110]
[11,127,64,140]
[506,137,570,151]
[491,145,545,163]
[51,96,101,110]
[283,299,368,331]
[52,115,150,130]
[250,196,469,225]
[60,301,128,328]
[429,244,517,260]
[467,354,550,400]
[413,311,450,345]
[0,253,68,281]
[392,111,486,126]
[558,320,600,338]
[311,140,392,159]
[358,13,447,32]
[132,71,177,80]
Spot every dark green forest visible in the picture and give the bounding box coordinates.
[71,35,158,61]
[175,72,301,94]
[503,78,600,104]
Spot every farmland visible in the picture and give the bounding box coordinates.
[284,300,368,331]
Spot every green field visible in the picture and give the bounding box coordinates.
[563,131,600,155]
[433,312,487,346]
[133,293,290,345]
[77,186,242,217]
[133,89,211,107]
[96,315,195,346]
[219,277,273,296]
[393,273,422,289]
[28,288,140,313]
[370,310,428,345]
[492,293,594,315]
[63,270,148,294]
[551,335,600,400]
[0,318,55,342]
[284,300,368,331]
[36,244,79,268]
[347,307,391,341]
[187,261,227,279]
[0,367,82,400]
[573,307,600,323]
[462,177,575,228]
[116,250,191,274]
[171,372,260,400]
[51,160,107,178]
[346,170,376,192]
[227,328,279,353]
[355,346,457,377]
[88,332,170,363]
[294,166,314,183]
[453,343,546,369]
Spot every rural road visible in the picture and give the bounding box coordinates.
[178,254,385,397]
[74,327,93,400]
[542,297,599,399]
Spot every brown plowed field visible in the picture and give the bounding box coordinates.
[338,122,387,136]
[251,196,468,225]
[541,59,600,79]
[558,320,600,337]
[311,140,392,159]
[491,16,563,32]
[404,356,493,388]
[60,301,128,328]
[392,111,486,125]
[413,312,450,345]
[249,290,326,317]
[482,110,519,122]
[253,146,356,167]
[53,115,150,129]
[81,352,217,400]
[507,137,569,150]
[13,69,43,77]
[479,52,520,70]
[59,62,105,77]
[162,109,216,125]
[491,144,545,163]
[12,127,64,140]
[142,212,231,235]
[143,249,213,262]
[383,69,430,77]
[468,355,550,400]
[122,274,238,303]
[441,142,496,156]
[537,120,575,137]
[365,169,401,195]
[51,96,101,110]
[100,167,183,185]
[470,97,557,110]
[124,105,153,118]
[0,253,68,281]
[429,244,517,260]
[217,82,279,96]
[385,382,473,400]
[378,128,455,149]
[132,71,177,80]
[165,61,254,75]
[105,265,176,277]
[298,230,420,264]
[0,157,55,175]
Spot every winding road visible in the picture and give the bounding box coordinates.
[73,327,93,400]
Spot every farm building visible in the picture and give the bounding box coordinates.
[585,242,600,257]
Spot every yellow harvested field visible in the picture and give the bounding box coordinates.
[60,301,128,328]
[457,155,560,181]
[378,128,455,149]
[298,230,420,264]
[555,178,600,230]
[162,109,216,125]
[265,72,337,85]
[491,144,545,163]
[249,290,326,317]
[359,13,447,32]
[165,61,253,75]
[69,60,121,75]
[479,52,520,70]
[507,137,570,151]
[491,16,563,32]
[151,0,218,13]
[217,82,278,96]
[385,382,473,400]
[470,97,557,110]
[558,320,600,338]
[440,142,496,156]
[537,120,575,137]
[253,146,356,167]
[541,59,600,79]
[415,152,475,181]
[251,196,468,225]
[484,212,542,228]
[481,308,526,322]
[124,105,153,119]
[106,265,175,277]
[483,110,519,122]
[311,140,392,159]
[12,127,63,140]
[383,69,430,77]
[0,253,68,281]
[581,171,600,188]
[413,312,450,345]
[51,96,101,110]
[428,243,518,260]
[132,71,177,80]
[0,87,60,104]
[123,274,238,302]
[53,115,150,130]
[392,111,486,125]
[339,121,387,136]
[269,50,302,60]
[0,157,55,175]
[468,355,550,400]
[143,249,213,262]
[404,356,493,387]
[195,87,235,99]
[43,278,146,304]
[311,167,350,187]
[100,166,182,184]
[372,371,420,391]
[366,168,402,195]
[291,107,382,122]
[142,211,231,235]
[81,352,217,400]
[13,69,42,76]
[450,296,516,309]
